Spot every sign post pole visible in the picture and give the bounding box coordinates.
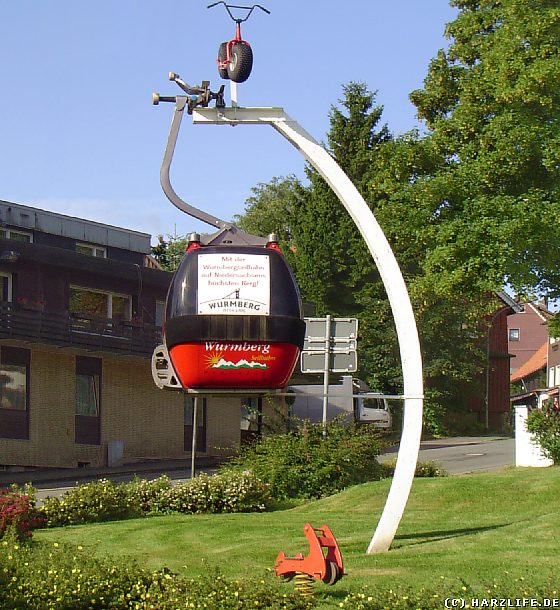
[191,396,199,479]
[322,314,332,433]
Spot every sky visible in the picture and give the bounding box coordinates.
[0,1,458,244]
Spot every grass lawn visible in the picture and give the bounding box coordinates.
[35,467,560,605]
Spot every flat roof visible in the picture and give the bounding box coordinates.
[0,200,151,254]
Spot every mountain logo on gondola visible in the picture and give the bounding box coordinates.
[212,359,268,370]
[205,350,269,371]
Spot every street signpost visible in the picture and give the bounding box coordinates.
[301,317,358,373]
[300,316,358,429]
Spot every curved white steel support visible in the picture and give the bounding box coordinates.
[192,106,424,554]
[160,97,232,230]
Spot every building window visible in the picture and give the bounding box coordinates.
[75,357,101,416]
[155,301,165,328]
[76,243,107,258]
[0,228,32,243]
[0,273,12,302]
[69,286,132,321]
[76,373,100,416]
[0,365,27,410]
[111,294,131,321]
[240,396,262,444]
[0,347,30,439]
[75,356,101,445]
[509,328,520,341]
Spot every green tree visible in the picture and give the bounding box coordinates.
[422,0,559,421]
[549,316,560,339]
[151,234,189,272]
[232,175,302,245]
[371,0,560,429]
[290,83,391,318]
[407,0,560,302]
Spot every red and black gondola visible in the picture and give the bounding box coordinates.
[164,235,305,390]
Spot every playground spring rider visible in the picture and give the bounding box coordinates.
[207,2,270,83]
[274,523,344,596]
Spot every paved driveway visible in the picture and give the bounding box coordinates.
[381,436,515,475]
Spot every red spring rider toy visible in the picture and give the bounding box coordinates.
[274,523,344,595]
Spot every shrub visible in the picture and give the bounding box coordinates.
[526,404,560,464]
[126,475,173,514]
[0,484,44,540]
[40,478,140,527]
[150,470,270,514]
[337,576,556,609]
[143,570,312,610]
[223,419,384,500]
[39,471,269,527]
[381,458,448,478]
[0,538,310,610]
[1,537,169,609]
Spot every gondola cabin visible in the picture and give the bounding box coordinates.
[164,235,305,390]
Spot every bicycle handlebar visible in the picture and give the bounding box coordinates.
[207,2,270,23]
[252,4,271,15]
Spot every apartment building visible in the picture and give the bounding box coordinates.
[0,201,273,470]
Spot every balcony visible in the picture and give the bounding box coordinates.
[0,302,162,357]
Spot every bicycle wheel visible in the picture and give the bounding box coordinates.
[217,42,229,80]
[227,42,253,83]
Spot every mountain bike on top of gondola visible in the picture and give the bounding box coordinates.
[207,2,270,83]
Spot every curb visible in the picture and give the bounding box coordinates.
[0,457,220,487]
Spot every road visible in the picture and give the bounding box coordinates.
[381,436,515,475]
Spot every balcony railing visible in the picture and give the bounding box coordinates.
[0,302,162,357]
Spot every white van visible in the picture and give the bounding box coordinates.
[354,395,392,428]
[288,375,392,429]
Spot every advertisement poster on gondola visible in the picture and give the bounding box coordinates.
[197,253,270,315]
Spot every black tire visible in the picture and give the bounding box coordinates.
[323,561,341,586]
[227,42,253,83]
[217,42,229,80]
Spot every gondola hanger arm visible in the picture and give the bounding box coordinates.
[153,74,231,230]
